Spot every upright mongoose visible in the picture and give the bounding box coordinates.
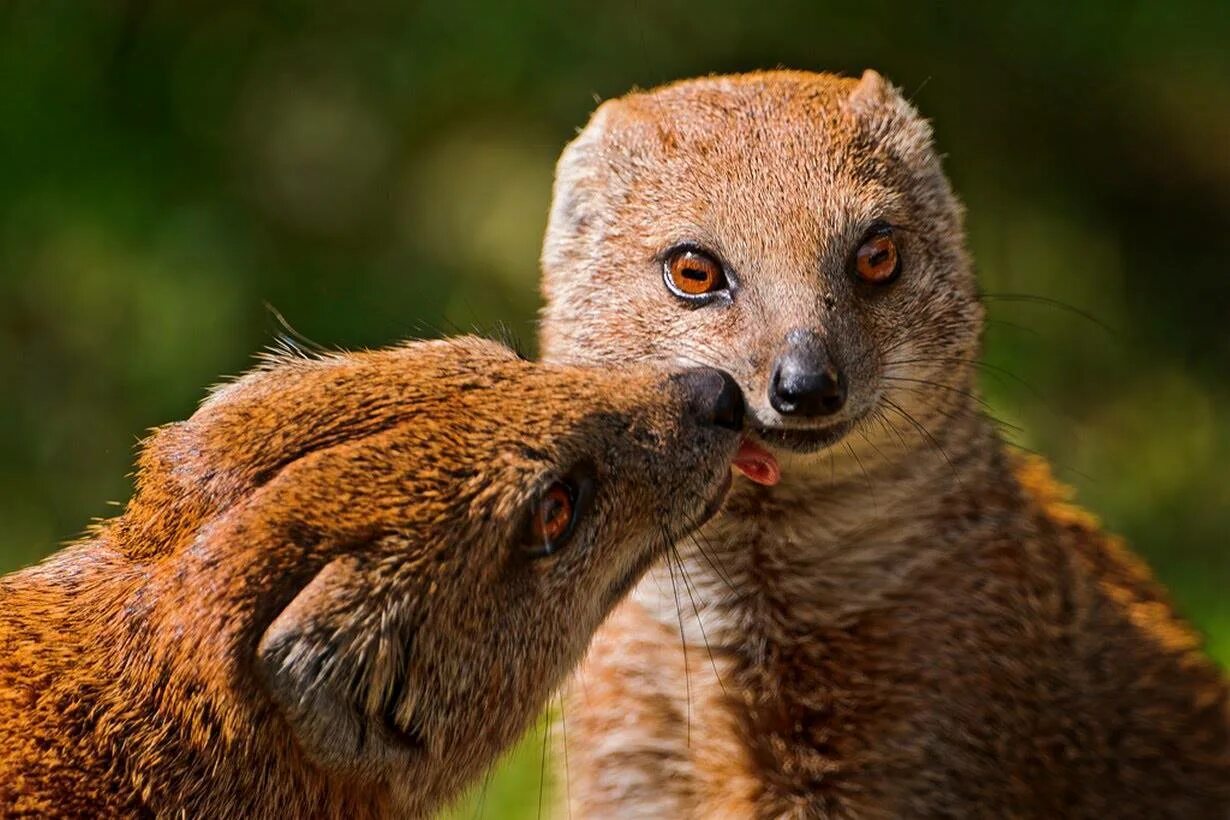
[539,70,1229,817]
[0,336,747,818]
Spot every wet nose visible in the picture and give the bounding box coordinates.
[673,368,745,431]
[769,333,847,417]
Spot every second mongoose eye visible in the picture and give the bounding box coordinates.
[854,225,901,285]
[663,247,729,301]
[523,461,596,557]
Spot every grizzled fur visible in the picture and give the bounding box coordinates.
[540,70,1229,817]
[0,337,739,818]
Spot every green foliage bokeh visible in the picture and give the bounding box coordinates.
[1,3,1227,817]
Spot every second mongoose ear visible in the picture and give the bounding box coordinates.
[256,554,422,777]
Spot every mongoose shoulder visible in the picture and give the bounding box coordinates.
[0,336,743,818]
[539,70,1229,817]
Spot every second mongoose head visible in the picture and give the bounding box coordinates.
[1,336,743,817]
[541,70,983,478]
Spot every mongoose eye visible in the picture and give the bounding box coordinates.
[663,247,729,301]
[533,483,573,544]
[524,462,595,557]
[854,225,901,285]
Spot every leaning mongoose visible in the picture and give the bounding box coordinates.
[539,70,1229,817]
[0,336,748,818]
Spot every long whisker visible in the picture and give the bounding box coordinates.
[663,531,693,748]
[673,543,728,696]
[857,427,896,473]
[979,291,1116,336]
[999,439,1099,484]
[870,408,910,453]
[674,506,739,597]
[537,708,551,820]
[883,384,1022,437]
[845,440,876,510]
[887,355,1071,423]
[686,530,740,598]
[880,374,995,413]
[470,762,493,820]
[559,690,573,820]
[984,316,1044,339]
[882,397,962,488]
[909,364,1071,433]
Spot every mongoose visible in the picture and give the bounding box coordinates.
[0,336,748,818]
[539,70,1229,817]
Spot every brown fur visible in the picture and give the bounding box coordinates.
[0,336,741,818]
[540,70,1229,817]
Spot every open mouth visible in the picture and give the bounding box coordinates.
[751,418,855,454]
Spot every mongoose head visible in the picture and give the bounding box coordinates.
[540,70,983,479]
[110,336,742,814]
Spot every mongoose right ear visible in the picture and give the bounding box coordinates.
[257,553,422,777]
[544,98,623,244]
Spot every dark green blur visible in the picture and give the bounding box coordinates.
[1,3,1227,816]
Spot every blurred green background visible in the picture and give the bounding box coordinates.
[1,2,1227,816]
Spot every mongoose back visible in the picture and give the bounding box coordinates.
[0,336,745,817]
[540,70,1229,817]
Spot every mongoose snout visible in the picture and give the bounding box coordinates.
[768,327,848,418]
[671,366,745,431]
[0,336,745,818]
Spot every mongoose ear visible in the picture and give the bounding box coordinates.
[257,554,421,777]
[842,69,936,164]
[544,98,621,241]
[844,68,893,116]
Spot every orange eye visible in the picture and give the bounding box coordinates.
[523,462,595,557]
[854,228,900,284]
[532,483,573,544]
[525,480,580,557]
[664,248,727,298]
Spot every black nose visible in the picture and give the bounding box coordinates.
[769,335,847,417]
[673,368,745,431]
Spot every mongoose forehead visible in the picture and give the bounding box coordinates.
[0,335,743,818]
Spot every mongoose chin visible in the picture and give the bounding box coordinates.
[0,336,745,818]
[540,70,1229,817]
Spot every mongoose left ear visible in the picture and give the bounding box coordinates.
[844,68,893,116]
[257,554,422,777]
[841,69,936,162]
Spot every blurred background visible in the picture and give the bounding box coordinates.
[2,2,1227,816]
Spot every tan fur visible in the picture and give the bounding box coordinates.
[540,71,1229,817]
[0,336,741,817]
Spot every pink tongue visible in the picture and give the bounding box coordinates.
[732,438,781,486]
